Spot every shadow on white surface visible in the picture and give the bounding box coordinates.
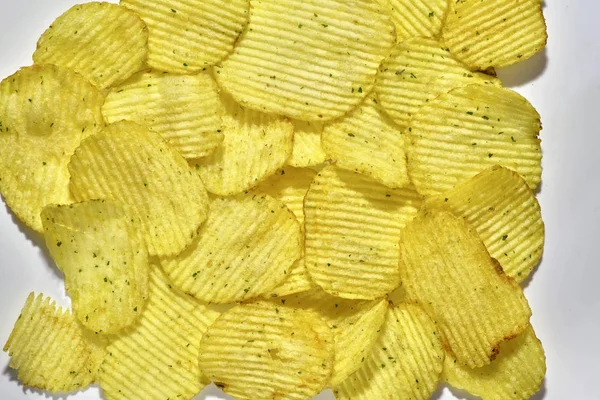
[496,49,548,88]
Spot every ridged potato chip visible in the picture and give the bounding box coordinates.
[68,121,208,257]
[400,210,531,368]
[33,2,148,90]
[41,200,148,334]
[305,166,422,299]
[287,120,326,168]
[216,0,396,121]
[3,293,106,393]
[426,165,544,282]
[375,0,449,42]
[407,84,542,196]
[0,65,104,232]
[100,267,220,400]
[198,300,333,400]
[335,303,444,400]
[102,70,223,159]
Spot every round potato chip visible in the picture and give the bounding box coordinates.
[287,120,326,168]
[375,0,449,42]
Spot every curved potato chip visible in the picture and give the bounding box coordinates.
[68,121,208,257]
[198,300,333,400]
[216,0,395,121]
[287,120,326,168]
[0,65,104,231]
[375,0,449,42]
[407,84,542,196]
[33,2,148,90]
[102,70,223,159]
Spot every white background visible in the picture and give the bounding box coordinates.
[0,1,598,399]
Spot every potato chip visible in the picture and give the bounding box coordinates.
[33,2,148,90]
[443,326,546,400]
[99,267,220,400]
[3,293,106,393]
[426,165,544,282]
[305,166,422,299]
[287,120,326,168]
[102,70,223,159]
[215,0,396,121]
[322,94,409,188]
[198,300,333,400]
[161,193,302,303]
[41,200,148,334]
[335,303,444,400]
[399,210,531,368]
[442,0,547,69]
[407,84,542,196]
[375,0,449,42]
[0,65,104,232]
[120,0,249,73]
[68,120,208,257]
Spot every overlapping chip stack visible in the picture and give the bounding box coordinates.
[2,0,548,399]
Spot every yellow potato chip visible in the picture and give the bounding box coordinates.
[198,300,333,400]
[443,326,546,400]
[426,165,544,282]
[215,0,396,121]
[33,2,148,90]
[0,65,104,232]
[375,0,449,42]
[335,303,444,400]
[442,0,547,69]
[3,293,106,393]
[68,120,208,257]
[99,267,220,400]
[399,210,531,368]
[41,200,148,334]
[120,0,249,73]
[305,166,422,299]
[102,70,223,159]
[322,94,409,188]
[287,120,326,168]
[407,84,542,196]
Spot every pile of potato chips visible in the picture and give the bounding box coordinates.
[1,0,548,399]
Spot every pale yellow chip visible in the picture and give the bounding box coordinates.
[120,0,249,73]
[427,165,544,282]
[400,210,531,368]
[305,166,422,299]
[99,267,220,400]
[0,65,104,232]
[68,120,208,257]
[287,120,326,167]
[102,70,223,159]
[443,326,546,400]
[442,0,548,69]
[3,293,106,393]
[322,94,409,188]
[375,0,449,42]
[335,303,444,400]
[407,84,542,196]
[33,2,148,90]
[198,300,333,400]
[216,0,396,121]
[41,200,148,334]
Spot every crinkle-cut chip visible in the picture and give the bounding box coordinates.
[161,193,302,303]
[304,166,422,299]
[442,0,547,69]
[216,0,396,121]
[68,121,208,257]
[399,210,532,368]
[33,2,148,90]
[196,93,293,195]
[375,37,500,130]
[198,300,333,400]
[426,165,544,282]
[375,0,449,42]
[120,0,249,73]
[264,259,315,298]
[0,65,104,232]
[443,326,546,400]
[407,84,542,197]
[3,293,106,393]
[335,303,444,400]
[99,267,220,400]
[287,120,326,167]
[322,94,409,188]
[102,70,223,159]
[41,200,148,335]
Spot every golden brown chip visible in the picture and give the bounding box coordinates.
[287,120,326,167]
[375,0,449,42]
